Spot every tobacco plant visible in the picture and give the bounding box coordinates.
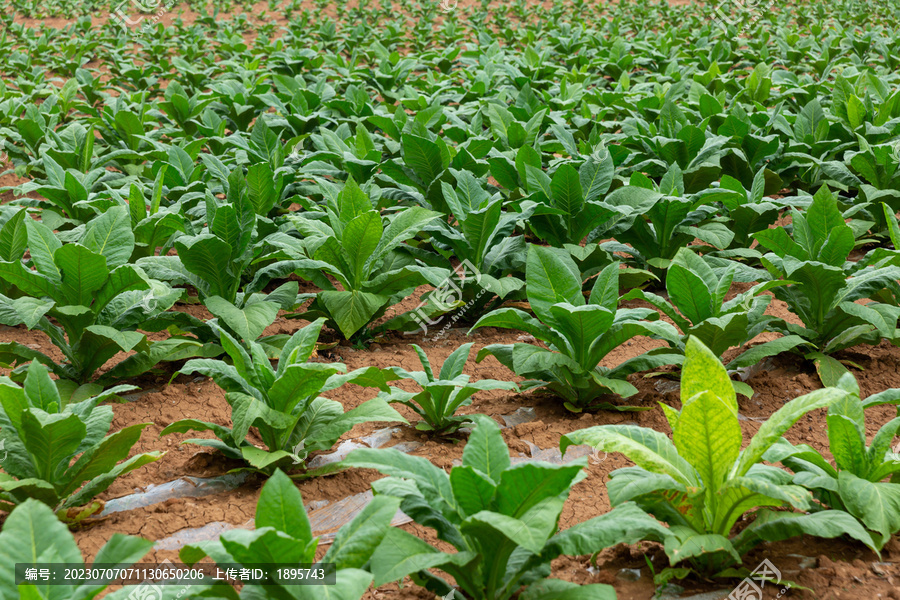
[562,338,877,581]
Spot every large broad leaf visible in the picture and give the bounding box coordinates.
[461,510,548,554]
[734,387,848,478]
[496,461,585,518]
[370,527,475,586]
[470,308,560,348]
[838,471,900,544]
[666,262,713,324]
[401,134,446,185]
[323,494,401,569]
[277,318,327,374]
[65,449,162,508]
[545,501,669,556]
[255,470,311,541]
[681,337,738,414]
[461,414,511,484]
[267,364,341,413]
[55,244,109,307]
[23,362,61,412]
[549,304,615,369]
[0,261,60,303]
[663,526,740,567]
[562,425,696,486]
[204,296,279,341]
[725,335,807,370]
[0,207,28,262]
[342,448,456,514]
[341,211,382,287]
[367,206,441,269]
[449,465,496,517]
[732,508,879,555]
[674,339,742,492]
[526,245,582,325]
[60,422,152,497]
[175,235,235,299]
[78,533,156,594]
[579,152,615,203]
[292,568,373,600]
[20,410,86,484]
[0,500,85,597]
[826,394,868,474]
[319,290,389,339]
[461,199,502,265]
[550,164,584,217]
[80,205,134,270]
[24,219,62,282]
[307,397,406,450]
[675,390,741,494]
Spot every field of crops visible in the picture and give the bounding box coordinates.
[3,0,900,598]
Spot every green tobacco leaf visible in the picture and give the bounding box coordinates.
[674,390,741,494]
[733,508,879,555]
[562,425,695,486]
[55,244,109,306]
[256,470,312,540]
[838,471,900,544]
[734,387,848,477]
[522,579,616,600]
[20,410,86,484]
[401,134,446,184]
[341,211,382,287]
[461,414,510,483]
[681,337,738,414]
[324,494,401,569]
[370,527,474,586]
[809,352,850,387]
[526,245,582,325]
[0,499,84,597]
[80,205,134,270]
[176,235,234,299]
[449,465,496,517]
[319,290,388,339]
[368,206,441,269]
[204,296,279,341]
[663,527,740,567]
[342,448,455,513]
